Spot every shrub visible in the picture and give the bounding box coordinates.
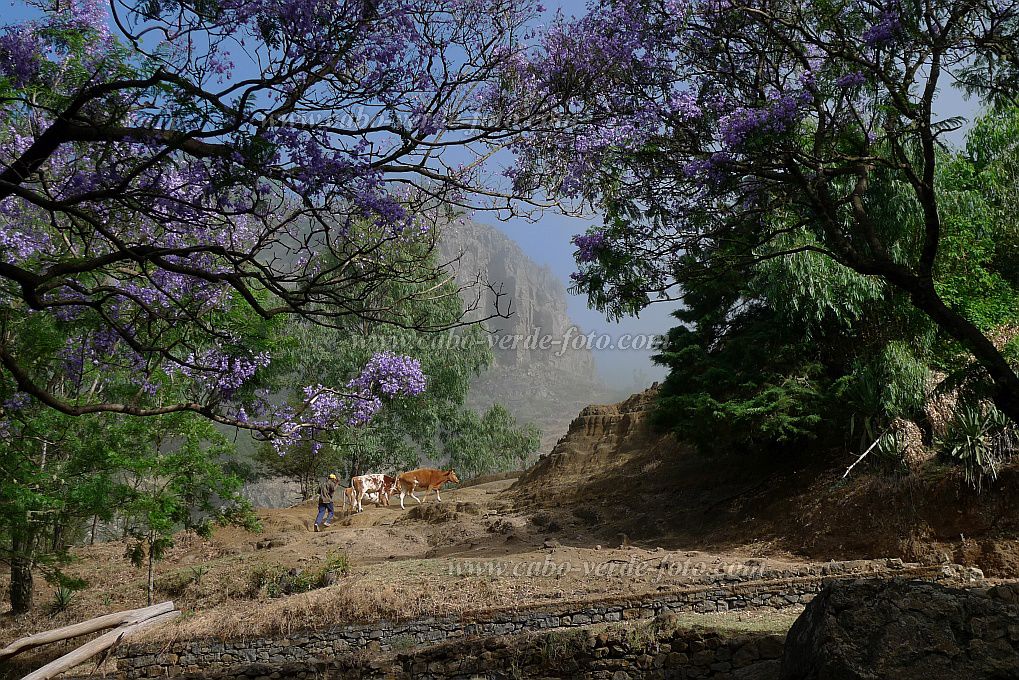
[938,404,1019,490]
[321,550,350,579]
[189,565,210,586]
[156,571,194,598]
[248,551,350,598]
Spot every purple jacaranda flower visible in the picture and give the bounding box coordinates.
[0,28,43,87]
[837,71,868,88]
[572,231,608,263]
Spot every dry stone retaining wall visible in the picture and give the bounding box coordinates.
[111,619,787,680]
[109,560,973,679]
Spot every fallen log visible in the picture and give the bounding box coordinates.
[0,601,175,662]
[20,609,181,680]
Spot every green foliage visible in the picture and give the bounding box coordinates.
[48,584,77,615]
[442,405,541,479]
[653,305,837,455]
[322,549,351,578]
[0,282,274,609]
[652,106,1019,459]
[937,405,1019,490]
[118,412,255,549]
[190,565,210,585]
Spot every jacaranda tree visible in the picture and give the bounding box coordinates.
[503,0,1019,423]
[0,0,547,443]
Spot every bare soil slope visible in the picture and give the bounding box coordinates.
[513,387,1019,576]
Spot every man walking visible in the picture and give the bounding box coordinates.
[314,473,339,532]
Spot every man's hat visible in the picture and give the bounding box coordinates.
[328,474,337,480]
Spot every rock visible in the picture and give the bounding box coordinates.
[438,220,611,452]
[735,659,782,679]
[781,579,1019,679]
[988,583,1019,604]
[255,536,287,550]
[455,502,483,515]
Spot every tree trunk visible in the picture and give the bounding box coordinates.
[90,515,98,545]
[146,534,155,606]
[51,521,63,554]
[907,280,1019,423]
[10,527,34,614]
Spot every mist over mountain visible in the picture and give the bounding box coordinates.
[438,220,621,452]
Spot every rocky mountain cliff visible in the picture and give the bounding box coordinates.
[514,385,665,489]
[437,220,611,452]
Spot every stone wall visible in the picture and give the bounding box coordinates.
[109,617,787,680]
[110,561,971,679]
[390,619,787,680]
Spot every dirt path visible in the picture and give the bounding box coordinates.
[0,477,817,648]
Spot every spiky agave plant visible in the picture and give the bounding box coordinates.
[938,404,1019,490]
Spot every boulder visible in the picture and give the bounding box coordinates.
[781,578,1019,679]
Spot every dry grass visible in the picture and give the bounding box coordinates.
[150,571,515,642]
[649,608,800,634]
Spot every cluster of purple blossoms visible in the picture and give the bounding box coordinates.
[0,219,50,263]
[683,152,733,186]
[0,29,43,87]
[668,91,703,121]
[836,71,868,88]
[718,90,810,151]
[268,352,425,454]
[3,391,31,411]
[862,5,904,47]
[344,352,426,425]
[347,351,427,400]
[178,349,272,398]
[572,231,608,263]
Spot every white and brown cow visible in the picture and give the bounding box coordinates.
[348,474,398,513]
[395,468,460,509]
[341,486,389,515]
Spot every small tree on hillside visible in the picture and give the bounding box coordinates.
[120,413,257,605]
[0,392,140,613]
[443,405,541,479]
[255,438,346,501]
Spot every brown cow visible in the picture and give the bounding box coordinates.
[396,468,460,509]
